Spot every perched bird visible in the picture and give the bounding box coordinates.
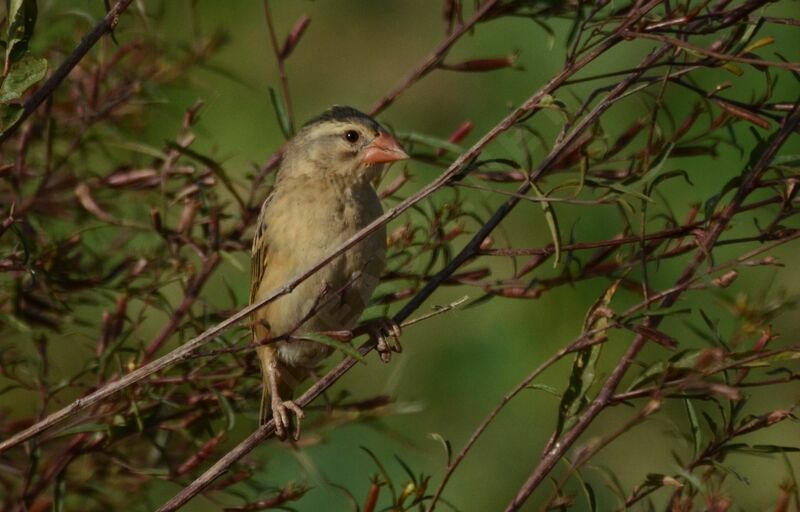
[250,106,409,439]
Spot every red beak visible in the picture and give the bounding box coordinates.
[361,131,409,165]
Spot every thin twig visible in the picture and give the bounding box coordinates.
[263,0,294,128]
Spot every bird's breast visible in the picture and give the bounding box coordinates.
[256,178,386,368]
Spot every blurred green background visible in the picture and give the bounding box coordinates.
[8,0,800,510]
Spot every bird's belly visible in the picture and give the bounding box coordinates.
[272,256,381,368]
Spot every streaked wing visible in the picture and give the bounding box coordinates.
[250,194,273,304]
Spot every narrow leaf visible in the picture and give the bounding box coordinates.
[361,446,396,502]
[427,432,452,467]
[557,280,620,433]
[742,36,773,54]
[530,181,561,268]
[684,399,702,458]
[526,383,561,397]
[398,131,463,154]
[269,86,294,139]
[296,332,367,364]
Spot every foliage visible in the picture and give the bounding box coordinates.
[0,1,799,511]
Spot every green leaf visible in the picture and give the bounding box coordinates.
[684,399,702,458]
[268,86,293,139]
[55,423,111,437]
[702,411,719,437]
[0,103,23,133]
[532,18,556,50]
[646,169,693,195]
[0,54,46,103]
[565,5,583,50]
[625,305,691,323]
[296,332,367,364]
[737,18,763,48]
[427,432,452,467]
[397,131,463,154]
[734,349,800,367]
[53,470,66,512]
[640,141,691,196]
[106,140,168,159]
[219,250,244,272]
[530,181,561,268]
[394,454,418,486]
[129,466,170,477]
[742,444,800,454]
[772,154,800,167]
[647,141,675,176]
[698,309,729,350]
[574,470,597,512]
[2,310,30,332]
[710,460,750,484]
[557,280,620,434]
[536,93,568,111]
[626,349,701,391]
[526,383,561,397]
[673,466,702,490]
[361,446,396,502]
[585,177,653,202]
[128,387,144,432]
[573,155,588,198]
[5,0,38,64]
[211,386,236,431]
[722,62,744,76]
[613,197,635,215]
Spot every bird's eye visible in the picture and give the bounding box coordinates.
[344,130,360,143]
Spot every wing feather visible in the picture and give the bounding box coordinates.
[250,193,278,423]
[250,194,273,304]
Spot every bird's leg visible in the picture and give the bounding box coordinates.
[267,360,304,440]
[365,318,402,363]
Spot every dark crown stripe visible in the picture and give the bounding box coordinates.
[303,105,378,128]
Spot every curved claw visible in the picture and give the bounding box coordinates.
[370,319,402,363]
[272,398,304,441]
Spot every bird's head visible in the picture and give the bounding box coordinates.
[281,106,408,184]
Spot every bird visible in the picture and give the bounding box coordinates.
[250,106,409,440]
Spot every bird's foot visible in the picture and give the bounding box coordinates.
[271,396,304,441]
[265,360,304,440]
[365,318,402,363]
